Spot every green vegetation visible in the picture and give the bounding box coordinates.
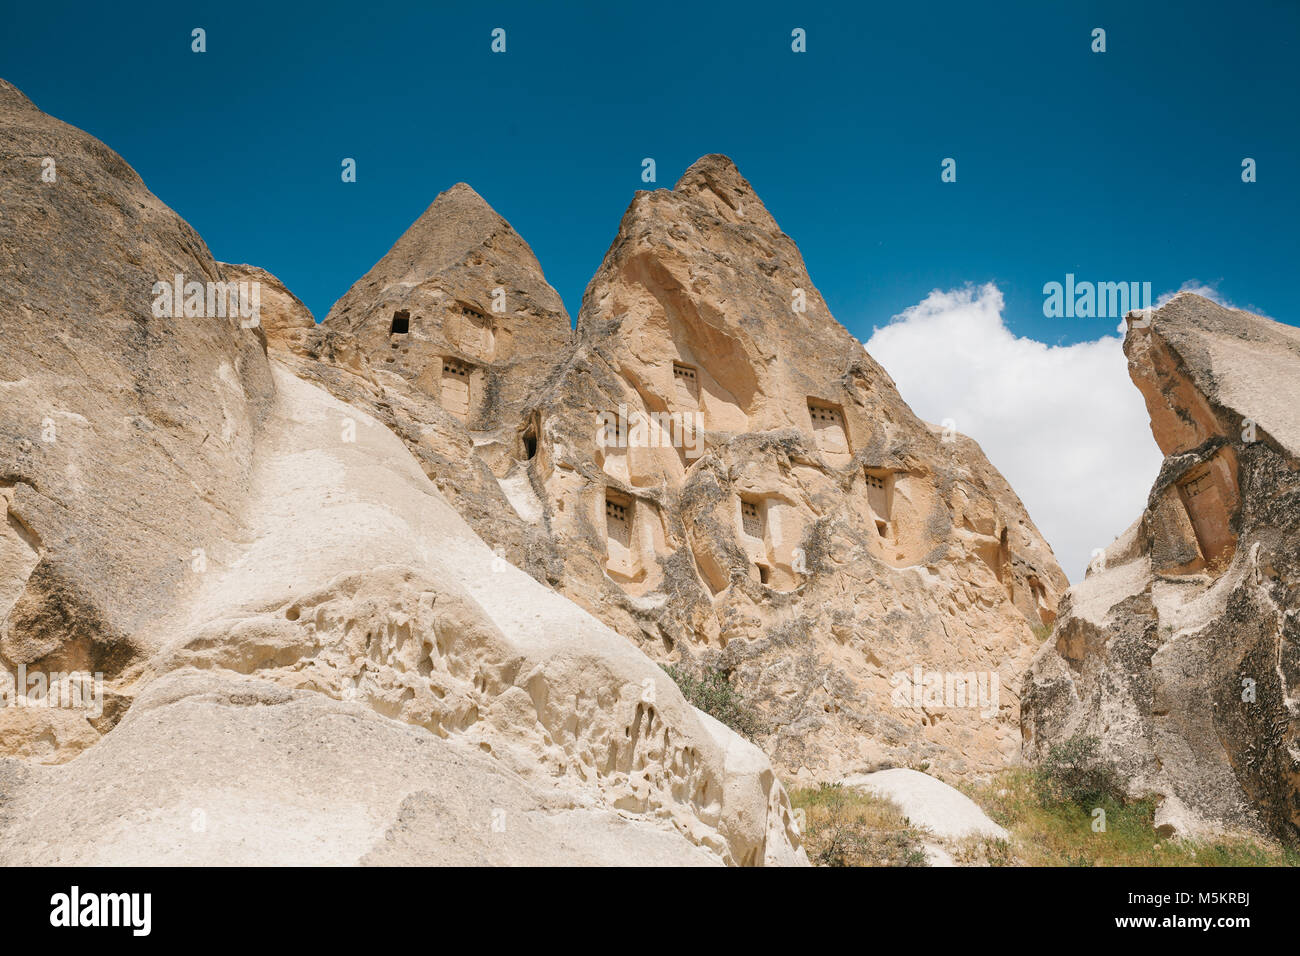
[786,736,1298,867]
[1033,732,1125,808]
[788,783,930,867]
[963,767,1300,867]
[664,664,766,739]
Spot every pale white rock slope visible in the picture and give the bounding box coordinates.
[843,767,1008,866]
[0,365,807,866]
[842,768,1007,841]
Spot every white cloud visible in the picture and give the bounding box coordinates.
[865,283,1163,582]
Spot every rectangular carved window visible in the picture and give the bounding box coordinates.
[440,358,473,419]
[740,498,763,539]
[809,400,850,455]
[673,363,699,404]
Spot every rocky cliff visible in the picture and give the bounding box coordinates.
[1023,293,1300,844]
[294,155,1069,783]
[0,78,275,759]
[0,79,804,866]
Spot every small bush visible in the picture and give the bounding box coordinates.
[665,665,766,739]
[952,835,1014,867]
[1034,732,1125,809]
[790,783,929,867]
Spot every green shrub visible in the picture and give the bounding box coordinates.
[665,665,766,740]
[1034,732,1125,808]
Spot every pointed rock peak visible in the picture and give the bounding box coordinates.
[401,181,510,252]
[348,180,541,295]
[0,78,39,113]
[675,153,743,184]
[1136,292,1299,356]
[1152,291,1288,338]
[672,154,774,227]
[427,181,500,219]
[322,176,569,340]
[1127,293,1300,458]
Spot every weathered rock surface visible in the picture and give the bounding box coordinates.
[0,79,804,866]
[242,187,572,587]
[1023,294,1300,844]
[538,157,1072,782]
[0,78,275,760]
[842,767,1007,866]
[292,155,1067,783]
[842,768,1008,841]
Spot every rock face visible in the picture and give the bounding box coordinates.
[843,767,1009,867]
[0,78,275,760]
[0,79,804,866]
[843,767,1008,840]
[1022,294,1300,844]
[294,154,1068,783]
[241,186,574,588]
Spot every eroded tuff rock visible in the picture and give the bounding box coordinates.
[1023,294,1300,844]
[0,78,275,759]
[286,155,1068,783]
[0,79,804,866]
[234,185,574,586]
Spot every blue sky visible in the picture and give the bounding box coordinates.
[3,0,1295,343]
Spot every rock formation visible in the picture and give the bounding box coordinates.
[0,78,804,866]
[290,154,1069,784]
[1023,294,1300,845]
[0,78,275,761]
[843,767,1009,865]
[227,184,574,587]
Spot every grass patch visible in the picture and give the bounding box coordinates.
[783,734,1296,867]
[665,664,766,740]
[789,783,930,867]
[963,768,1300,867]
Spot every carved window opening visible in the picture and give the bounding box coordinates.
[600,410,627,450]
[738,496,782,585]
[604,491,636,578]
[517,412,541,462]
[740,498,763,540]
[453,303,495,358]
[864,468,894,536]
[606,498,630,543]
[809,400,850,455]
[440,357,474,420]
[673,362,699,405]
